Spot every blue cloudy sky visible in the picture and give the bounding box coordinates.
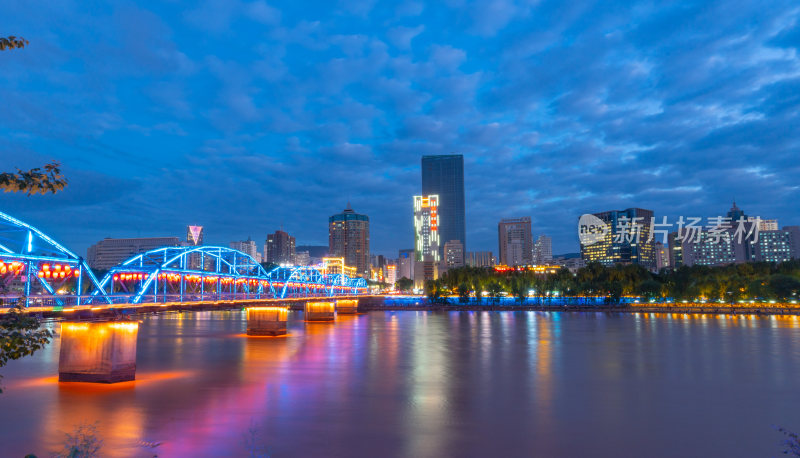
[2,0,799,257]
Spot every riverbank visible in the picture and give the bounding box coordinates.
[361,298,800,316]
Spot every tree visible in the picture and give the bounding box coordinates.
[0,36,28,51]
[425,279,445,304]
[457,282,471,304]
[768,275,800,301]
[395,277,413,293]
[0,303,54,393]
[638,279,662,301]
[0,161,68,195]
[486,280,503,304]
[509,275,530,304]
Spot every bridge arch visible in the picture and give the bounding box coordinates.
[0,210,107,307]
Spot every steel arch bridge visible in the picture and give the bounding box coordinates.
[88,246,368,305]
[0,210,107,307]
[0,210,368,308]
[93,246,367,304]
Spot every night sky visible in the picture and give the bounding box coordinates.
[2,0,799,258]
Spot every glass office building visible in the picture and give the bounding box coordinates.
[421,154,465,259]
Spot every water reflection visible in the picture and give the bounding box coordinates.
[0,311,799,457]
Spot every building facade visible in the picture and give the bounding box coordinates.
[87,237,181,270]
[422,155,465,258]
[294,251,311,266]
[398,249,414,280]
[414,195,440,262]
[533,235,553,265]
[498,217,533,267]
[749,226,800,263]
[265,230,296,265]
[466,251,495,267]
[328,204,370,277]
[444,240,464,268]
[580,208,656,271]
[229,237,260,262]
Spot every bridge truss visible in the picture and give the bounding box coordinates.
[88,246,368,304]
[0,210,368,308]
[0,210,107,307]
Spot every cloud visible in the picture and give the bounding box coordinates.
[2,0,800,257]
[387,25,425,49]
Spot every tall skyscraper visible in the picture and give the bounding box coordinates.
[414,195,440,262]
[580,208,656,271]
[533,235,553,264]
[422,154,465,258]
[413,195,441,288]
[498,217,533,266]
[329,204,370,277]
[265,230,296,265]
[87,237,181,270]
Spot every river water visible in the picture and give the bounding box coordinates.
[1,310,799,457]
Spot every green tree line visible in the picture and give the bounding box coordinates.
[419,261,800,305]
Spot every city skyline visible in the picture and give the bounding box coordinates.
[4,1,800,258]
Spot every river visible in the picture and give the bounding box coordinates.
[1,310,798,457]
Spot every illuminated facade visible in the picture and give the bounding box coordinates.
[498,217,533,266]
[422,155,465,258]
[186,225,204,246]
[580,208,656,271]
[329,204,370,277]
[385,264,397,287]
[186,225,205,270]
[322,257,357,277]
[414,195,440,262]
[749,227,800,263]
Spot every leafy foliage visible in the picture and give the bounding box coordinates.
[395,276,413,292]
[0,36,28,51]
[775,426,800,456]
[0,161,68,195]
[0,303,54,393]
[432,260,800,303]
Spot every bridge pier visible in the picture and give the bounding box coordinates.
[336,299,359,314]
[58,321,139,383]
[305,301,335,322]
[246,306,288,336]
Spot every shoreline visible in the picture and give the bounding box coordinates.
[362,302,800,316]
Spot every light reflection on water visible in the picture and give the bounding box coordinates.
[0,310,799,457]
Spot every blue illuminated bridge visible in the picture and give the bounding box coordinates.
[0,210,368,310]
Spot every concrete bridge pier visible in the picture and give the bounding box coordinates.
[58,321,139,383]
[305,301,335,322]
[336,299,359,314]
[246,306,288,336]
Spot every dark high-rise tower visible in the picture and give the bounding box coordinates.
[329,203,370,277]
[421,154,465,258]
